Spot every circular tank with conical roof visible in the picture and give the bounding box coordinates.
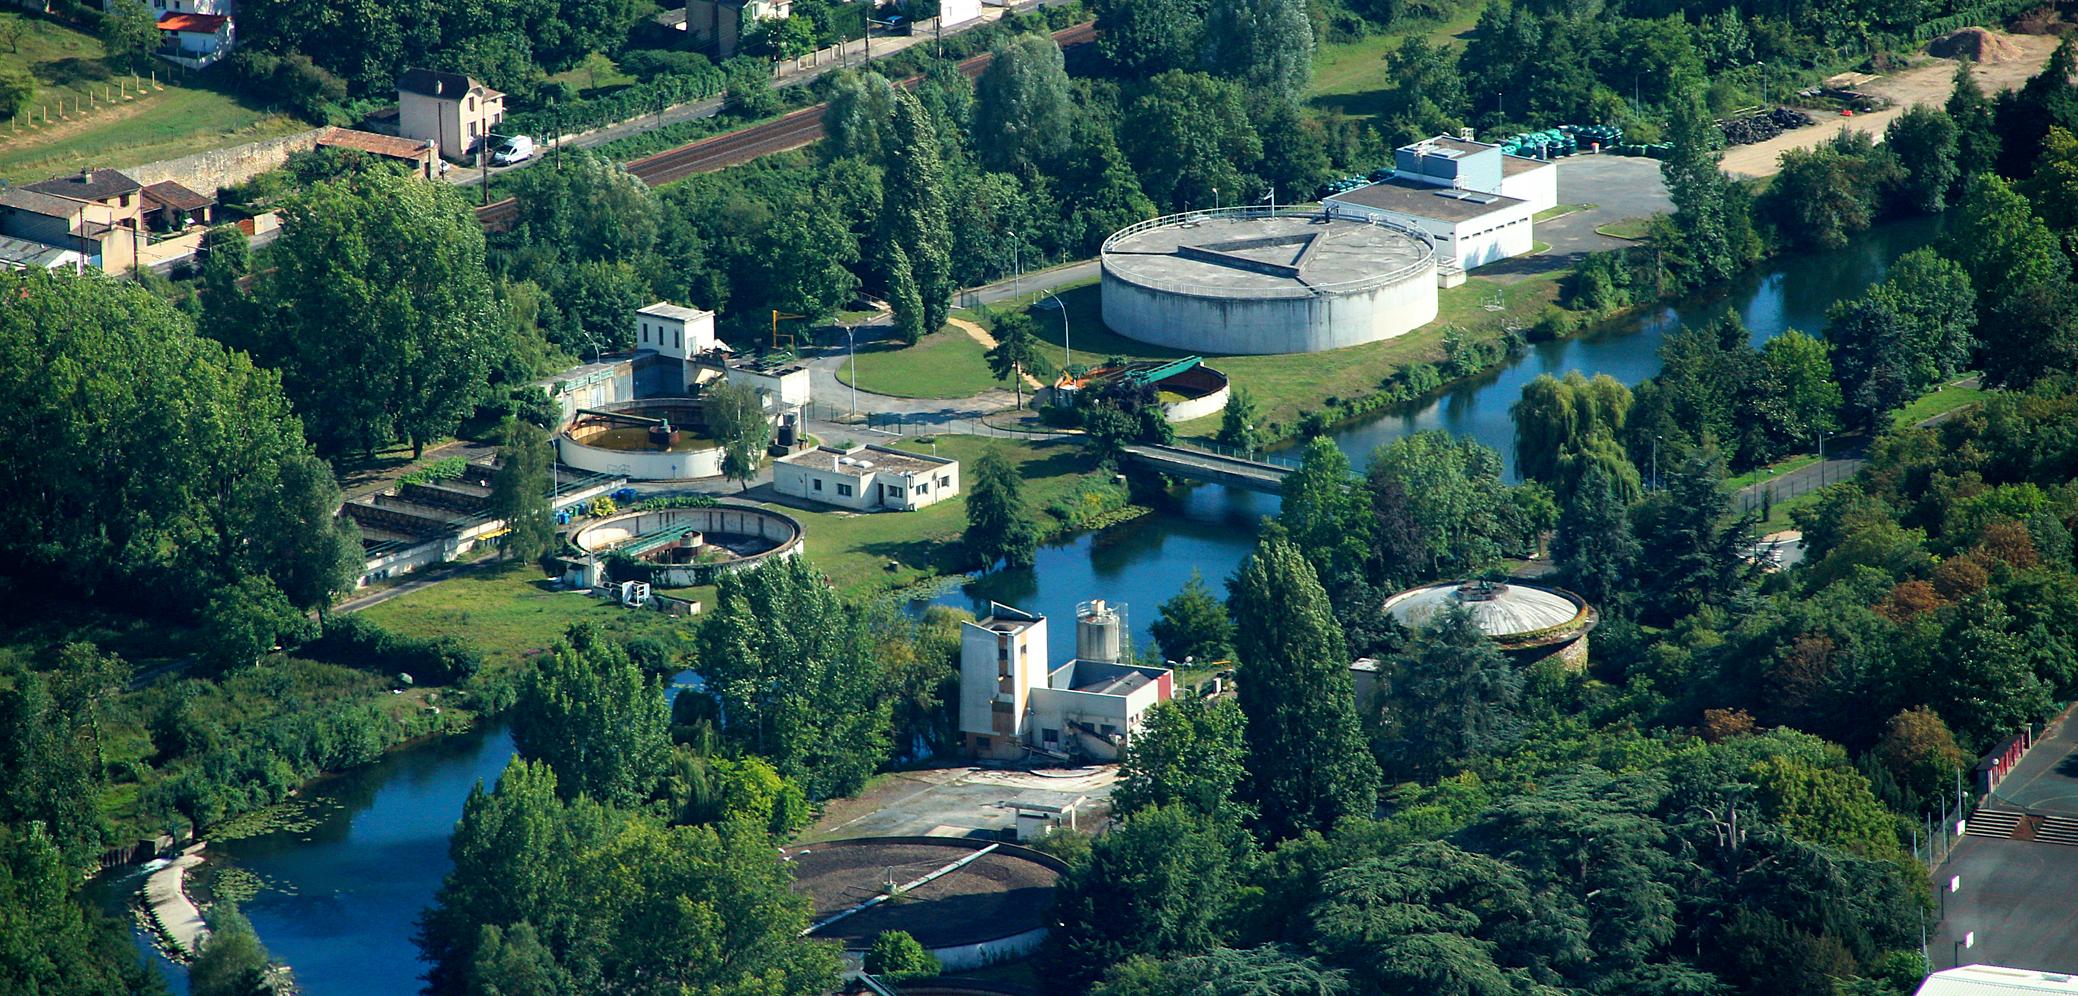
[1382,579,1597,669]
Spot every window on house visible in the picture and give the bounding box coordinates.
[976,737,991,750]
[1100,724,1118,737]
[837,483,853,497]
[469,122,479,137]
[916,482,928,494]
[675,329,682,349]
[811,478,823,491]
[1041,728,1059,743]
[938,475,950,488]
[467,97,475,111]
[641,322,649,342]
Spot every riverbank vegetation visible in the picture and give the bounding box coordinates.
[1029,46,2078,993]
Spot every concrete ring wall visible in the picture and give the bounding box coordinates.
[557,436,724,480]
[1100,262,1438,355]
[571,505,803,584]
[1161,382,1231,423]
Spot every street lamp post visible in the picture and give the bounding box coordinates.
[845,323,858,419]
[1041,289,1071,373]
[1212,186,1219,213]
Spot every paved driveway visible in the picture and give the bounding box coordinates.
[1479,156,1670,283]
[1931,835,2078,973]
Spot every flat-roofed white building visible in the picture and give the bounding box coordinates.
[1324,135,1557,273]
[1918,966,2078,995]
[958,600,1174,762]
[636,301,719,358]
[773,444,958,511]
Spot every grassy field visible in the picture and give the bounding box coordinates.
[835,327,1004,399]
[546,53,637,96]
[0,14,303,182]
[356,561,701,672]
[1308,7,1485,123]
[1892,378,1988,428]
[977,269,1566,440]
[776,435,1102,594]
[1595,215,1659,240]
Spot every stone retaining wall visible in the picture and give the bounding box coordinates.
[122,127,325,197]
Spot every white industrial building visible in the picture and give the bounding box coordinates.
[1325,136,1559,274]
[1918,966,2078,995]
[773,444,959,511]
[959,600,1174,762]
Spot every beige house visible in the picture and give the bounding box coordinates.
[773,445,958,511]
[0,169,147,272]
[397,68,506,161]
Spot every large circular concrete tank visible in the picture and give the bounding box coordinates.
[1076,600,1123,662]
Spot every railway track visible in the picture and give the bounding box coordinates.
[477,19,1096,229]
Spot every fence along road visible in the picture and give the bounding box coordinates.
[475,20,1097,229]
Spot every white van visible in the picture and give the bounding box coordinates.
[492,135,535,166]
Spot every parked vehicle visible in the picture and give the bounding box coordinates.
[492,135,535,165]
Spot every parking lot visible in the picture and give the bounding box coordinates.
[1930,835,2078,973]
[801,764,1118,841]
[1479,155,1670,283]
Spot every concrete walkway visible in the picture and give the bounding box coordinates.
[144,846,209,959]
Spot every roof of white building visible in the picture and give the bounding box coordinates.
[779,445,950,478]
[638,301,712,322]
[1327,177,1528,223]
[1918,966,2078,995]
[1382,580,1585,638]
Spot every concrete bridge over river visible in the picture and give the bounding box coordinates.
[1122,444,1293,493]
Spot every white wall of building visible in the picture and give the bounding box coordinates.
[959,613,1047,759]
[773,446,959,511]
[1327,200,1536,271]
[1501,161,1559,214]
[726,364,811,407]
[937,0,981,26]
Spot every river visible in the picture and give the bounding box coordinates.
[149,215,1943,993]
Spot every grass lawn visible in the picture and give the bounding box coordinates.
[977,269,1566,441]
[1308,8,1485,123]
[836,327,1005,399]
[546,52,637,96]
[1892,378,1988,429]
[356,561,700,672]
[1595,215,1660,241]
[776,435,1102,595]
[1535,203,1596,222]
[0,15,304,182]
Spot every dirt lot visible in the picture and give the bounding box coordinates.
[1720,32,2062,178]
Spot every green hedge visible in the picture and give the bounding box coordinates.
[312,615,484,685]
[508,69,728,137]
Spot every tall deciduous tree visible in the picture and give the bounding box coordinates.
[964,448,1041,569]
[258,171,499,457]
[821,70,897,164]
[1199,0,1312,103]
[1884,104,1959,215]
[1278,437,1374,603]
[1227,537,1380,840]
[985,308,1050,409]
[1943,173,2071,387]
[695,556,891,797]
[189,904,273,996]
[1660,83,1741,287]
[1094,0,1202,78]
[1150,569,1236,665]
[885,89,953,342]
[487,417,556,563]
[1826,248,1974,428]
[254,453,363,619]
[1216,387,1262,455]
[1114,696,1251,822]
[702,380,771,491]
[1512,372,1633,493]
[1043,804,1250,992]
[1754,330,1842,444]
[973,34,1074,175]
[513,626,670,807]
[1946,64,1999,197]
[1121,71,1262,211]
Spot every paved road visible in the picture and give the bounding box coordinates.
[1931,834,2078,974]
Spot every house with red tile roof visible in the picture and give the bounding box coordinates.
[156,11,233,67]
